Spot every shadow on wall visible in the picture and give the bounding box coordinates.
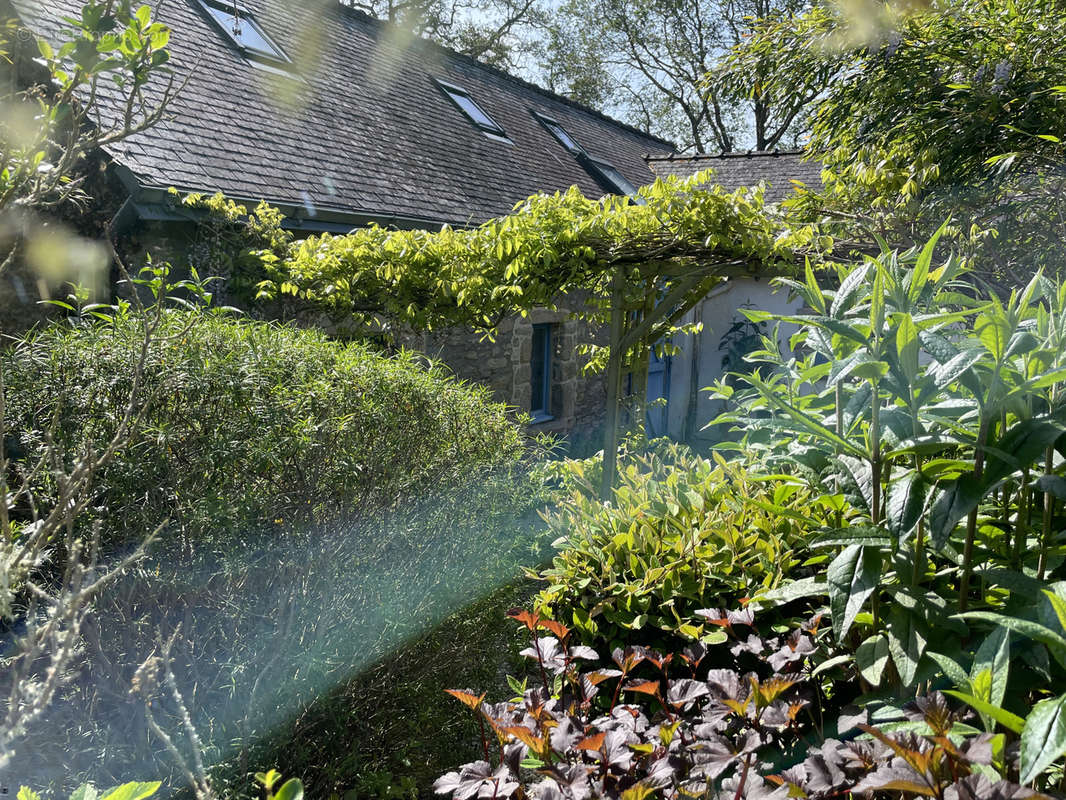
[667,277,804,443]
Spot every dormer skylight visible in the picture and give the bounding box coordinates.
[436,79,508,139]
[198,0,290,65]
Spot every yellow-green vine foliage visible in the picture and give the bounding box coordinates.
[171,189,293,307]
[257,173,824,335]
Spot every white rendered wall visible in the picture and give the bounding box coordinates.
[666,277,804,441]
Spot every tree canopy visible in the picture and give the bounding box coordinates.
[738,0,1066,283]
[532,0,812,151]
[336,0,543,70]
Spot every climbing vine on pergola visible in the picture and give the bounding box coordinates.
[258,171,823,494]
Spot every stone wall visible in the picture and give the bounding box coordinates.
[401,299,609,439]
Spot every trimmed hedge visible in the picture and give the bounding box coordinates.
[2,311,525,543]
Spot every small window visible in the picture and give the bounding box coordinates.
[198,0,289,64]
[589,159,639,196]
[530,323,553,423]
[534,112,585,155]
[436,80,507,137]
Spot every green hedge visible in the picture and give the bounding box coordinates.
[2,311,525,543]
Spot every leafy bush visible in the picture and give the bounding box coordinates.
[436,608,828,800]
[156,190,293,309]
[437,610,1066,799]
[535,443,831,651]
[778,693,1063,799]
[710,235,1066,696]
[2,310,525,543]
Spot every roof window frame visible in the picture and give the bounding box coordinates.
[532,111,586,156]
[434,78,509,140]
[584,156,640,198]
[196,0,292,67]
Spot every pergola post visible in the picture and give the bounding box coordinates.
[600,268,627,501]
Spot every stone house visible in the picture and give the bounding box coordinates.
[8,0,678,438]
[7,0,822,440]
[645,151,822,443]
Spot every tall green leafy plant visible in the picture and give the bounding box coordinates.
[712,231,1066,693]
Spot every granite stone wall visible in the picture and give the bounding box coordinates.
[400,299,608,438]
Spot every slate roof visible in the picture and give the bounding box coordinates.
[11,0,675,229]
[646,150,823,203]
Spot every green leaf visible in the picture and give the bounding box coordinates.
[852,359,890,382]
[927,652,969,689]
[887,606,927,686]
[835,454,875,516]
[1035,475,1066,501]
[928,475,983,550]
[970,626,1010,727]
[931,347,984,391]
[955,612,1066,669]
[974,567,1046,599]
[1042,588,1066,633]
[855,634,890,685]
[983,418,1066,489]
[908,222,947,305]
[886,471,929,540]
[895,314,919,383]
[273,779,304,800]
[812,653,853,676]
[69,786,99,800]
[944,691,1025,734]
[827,545,882,639]
[98,784,160,800]
[753,576,827,606]
[830,261,871,318]
[1020,693,1066,784]
[804,257,825,314]
[810,526,891,549]
[19,790,43,800]
[255,771,282,791]
[743,374,866,458]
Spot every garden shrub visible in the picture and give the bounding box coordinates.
[436,607,827,800]
[2,310,525,544]
[535,443,833,652]
[709,243,1066,701]
[436,610,1066,799]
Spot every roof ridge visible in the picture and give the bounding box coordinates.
[646,149,808,162]
[333,2,677,151]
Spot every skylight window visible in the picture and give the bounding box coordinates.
[534,113,585,155]
[589,159,639,196]
[436,80,507,138]
[532,111,640,198]
[545,120,588,154]
[198,0,289,64]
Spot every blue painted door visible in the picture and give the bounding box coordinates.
[645,349,671,437]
